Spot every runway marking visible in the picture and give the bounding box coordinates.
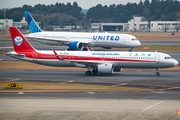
[68,81,74,82]
[167,87,180,90]
[111,83,128,87]
[142,101,163,112]
[87,92,95,94]
[0,46,13,48]
[18,92,24,94]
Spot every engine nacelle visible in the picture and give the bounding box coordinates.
[68,41,83,50]
[113,67,122,72]
[97,63,113,74]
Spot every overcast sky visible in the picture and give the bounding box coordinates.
[1,0,146,9]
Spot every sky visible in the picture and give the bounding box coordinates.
[0,0,145,9]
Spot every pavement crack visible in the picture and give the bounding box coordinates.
[121,112,132,119]
[167,113,178,120]
[16,110,47,120]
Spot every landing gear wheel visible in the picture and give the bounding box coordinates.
[156,72,160,76]
[129,48,132,52]
[92,69,98,74]
[86,71,91,76]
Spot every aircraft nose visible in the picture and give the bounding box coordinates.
[134,40,141,47]
[174,60,179,66]
[137,40,141,46]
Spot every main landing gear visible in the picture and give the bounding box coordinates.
[156,68,160,76]
[86,68,98,76]
[92,69,98,74]
[86,71,91,76]
[129,48,132,52]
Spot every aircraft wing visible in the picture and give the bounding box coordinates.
[24,35,90,44]
[53,50,103,67]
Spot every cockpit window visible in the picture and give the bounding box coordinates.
[132,38,138,41]
[165,57,172,59]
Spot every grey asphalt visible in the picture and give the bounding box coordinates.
[0,70,180,89]
[0,98,179,120]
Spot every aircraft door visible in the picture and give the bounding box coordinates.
[123,37,126,44]
[154,54,159,63]
[69,54,74,60]
[33,52,37,62]
[101,54,105,61]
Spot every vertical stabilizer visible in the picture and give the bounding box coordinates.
[9,27,36,53]
[24,11,42,33]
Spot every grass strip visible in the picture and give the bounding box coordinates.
[0,82,152,92]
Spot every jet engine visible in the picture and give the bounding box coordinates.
[68,41,83,50]
[97,63,113,74]
[113,67,122,72]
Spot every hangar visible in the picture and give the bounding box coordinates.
[91,23,129,32]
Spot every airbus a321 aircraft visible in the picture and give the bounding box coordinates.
[7,27,178,76]
[24,11,141,51]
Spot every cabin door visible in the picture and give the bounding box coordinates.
[33,52,37,62]
[154,54,159,63]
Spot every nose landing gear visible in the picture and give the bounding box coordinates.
[156,68,160,76]
[129,48,132,52]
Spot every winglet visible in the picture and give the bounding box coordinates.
[176,108,180,115]
[53,50,63,60]
[86,46,91,51]
[24,11,42,33]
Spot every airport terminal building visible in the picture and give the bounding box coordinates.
[91,16,180,32]
[1,16,180,32]
[0,17,40,31]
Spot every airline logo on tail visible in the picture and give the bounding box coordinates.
[9,27,36,53]
[24,11,42,33]
[14,36,23,46]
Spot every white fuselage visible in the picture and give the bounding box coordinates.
[7,50,178,69]
[25,31,141,48]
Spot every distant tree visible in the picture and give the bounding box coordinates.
[154,9,161,20]
[144,0,150,8]
[174,22,180,32]
[162,23,170,32]
[59,15,77,26]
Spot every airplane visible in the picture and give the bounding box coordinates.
[8,27,179,76]
[24,11,141,51]
[7,27,178,76]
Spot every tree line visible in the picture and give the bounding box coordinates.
[1,0,180,28]
[87,0,180,23]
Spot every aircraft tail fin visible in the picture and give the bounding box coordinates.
[24,11,42,33]
[9,27,36,53]
[85,46,91,51]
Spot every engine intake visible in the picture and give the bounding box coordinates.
[97,63,113,74]
[68,41,83,50]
